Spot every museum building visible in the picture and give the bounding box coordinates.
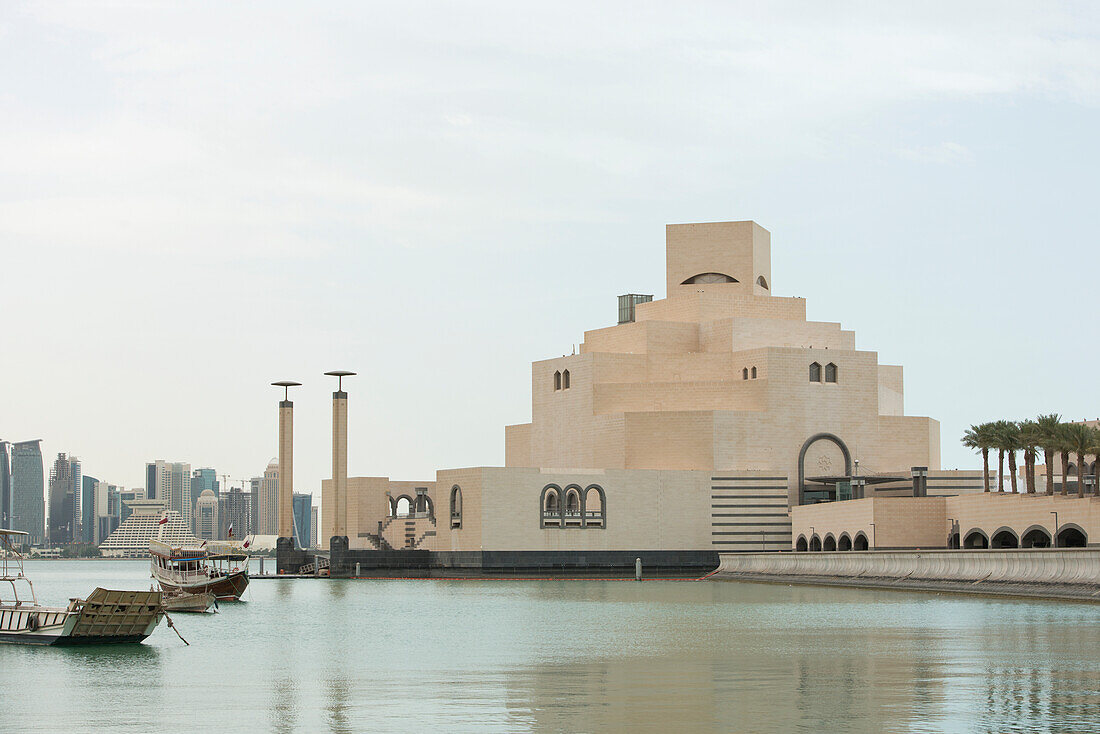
[315,221,984,576]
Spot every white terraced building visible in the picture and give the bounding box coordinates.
[99,500,201,558]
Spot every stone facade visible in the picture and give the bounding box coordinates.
[320,220,983,572]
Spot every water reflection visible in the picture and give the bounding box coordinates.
[4,563,1100,733]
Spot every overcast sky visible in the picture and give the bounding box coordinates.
[2,2,1098,500]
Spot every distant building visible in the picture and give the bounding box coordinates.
[93,480,122,544]
[191,468,218,533]
[258,460,278,535]
[222,486,252,541]
[193,489,219,540]
[249,476,262,539]
[118,487,144,525]
[0,441,11,530]
[145,460,191,518]
[11,441,44,544]
[292,493,311,549]
[310,506,319,550]
[99,501,199,558]
[48,453,81,545]
[81,475,98,544]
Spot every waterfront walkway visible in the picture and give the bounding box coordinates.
[712,548,1100,601]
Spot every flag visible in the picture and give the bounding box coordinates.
[157,516,168,526]
[200,539,207,547]
[227,524,233,538]
[243,538,251,549]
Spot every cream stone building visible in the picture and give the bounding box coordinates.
[310,221,983,576]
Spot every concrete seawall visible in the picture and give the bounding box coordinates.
[712,549,1100,601]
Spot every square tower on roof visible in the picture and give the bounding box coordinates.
[666,220,772,297]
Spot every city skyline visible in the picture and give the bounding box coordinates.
[2,3,1099,500]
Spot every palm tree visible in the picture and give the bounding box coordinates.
[1035,413,1062,495]
[992,420,1022,493]
[1063,423,1096,497]
[1058,422,1075,495]
[962,422,997,493]
[1019,419,1041,494]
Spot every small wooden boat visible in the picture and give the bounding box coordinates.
[1,530,164,646]
[161,588,217,613]
[150,539,250,601]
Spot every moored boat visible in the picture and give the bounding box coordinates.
[150,539,250,601]
[162,588,217,613]
[0,529,165,646]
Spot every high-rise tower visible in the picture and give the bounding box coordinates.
[11,440,43,545]
[272,381,300,549]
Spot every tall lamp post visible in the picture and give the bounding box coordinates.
[947,517,957,548]
[272,380,301,561]
[869,522,876,549]
[1051,511,1059,549]
[325,371,355,556]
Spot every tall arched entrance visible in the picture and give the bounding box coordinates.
[798,433,853,505]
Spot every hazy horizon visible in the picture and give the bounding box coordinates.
[2,2,1099,502]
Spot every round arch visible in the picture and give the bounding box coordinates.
[563,484,582,515]
[990,526,1019,548]
[809,534,822,551]
[838,532,852,551]
[823,534,837,551]
[963,528,989,549]
[394,495,414,517]
[540,485,563,528]
[797,433,853,505]
[449,485,462,528]
[853,532,869,551]
[1020,525,1052,548]
[1057,523,1088,548]
[795,535,808,552]
[581,484,606,528]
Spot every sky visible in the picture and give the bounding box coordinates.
[1,1,1098,501]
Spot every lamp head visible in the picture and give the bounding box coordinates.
[271,381,302,401]
[324,371,357,391]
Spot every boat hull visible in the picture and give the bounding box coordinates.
[0,588,163,646]
[158,571,248,601]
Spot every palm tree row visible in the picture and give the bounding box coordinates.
[961,415,1100,496]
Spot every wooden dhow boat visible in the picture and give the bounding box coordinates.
[150,539,250,601]
[161,587,217,613]
[0,529,165,646]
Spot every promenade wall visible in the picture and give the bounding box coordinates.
[713,549,1100,600]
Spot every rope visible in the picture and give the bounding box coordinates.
[164,612,190,646]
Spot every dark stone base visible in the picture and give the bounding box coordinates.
[326,549,719,578]
[275,537,312,575]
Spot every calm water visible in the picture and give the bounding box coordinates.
[1,560,1099,733]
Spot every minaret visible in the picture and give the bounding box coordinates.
[272,380,301,547]
[324,371,355,548]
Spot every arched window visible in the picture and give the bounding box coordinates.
[562,370,570,389]
[853,532,869,551]
[838,533,852,551]
[795,536,808,552]
[1057,525,1087,548]
[809,535,822,551]
[1066,462,1077,476]
[742,368,748,380]
[756,275,769,289]
[681,272,738,285]
[395,496,412,517]
[541,485,562,528]
[582,485,605,528]
[963,529,988,549]
[449,485,462,528]
[554,371,561,391]
[809,362,822,382]
[545,491,559,511]
[990,527,1018,548]
[565,488,580,513]
[825,363,838,383]
[751,366,757,379]
[1020,526,1051,548]
[823,534,837,551]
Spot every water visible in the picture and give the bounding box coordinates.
[2,560,1099,733]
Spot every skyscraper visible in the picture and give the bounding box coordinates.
[81,475,98,543]
[310,506,318,550]
[292,492,312,550]
[193,489,219,540]
[48,453,80,545]
[11,440,44,544]
[259,460,278,535]
[249,476,262,538]
[223,485,252,541]
[145,460,191,518]
[93,481,122,544]
[0,441,11,529]
[191,468,218,533]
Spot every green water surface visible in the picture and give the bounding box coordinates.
[1,559,1098,733]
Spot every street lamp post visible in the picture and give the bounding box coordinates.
[810,526,816,550]
[947,517,957,548]
[1051,511,1059,549]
